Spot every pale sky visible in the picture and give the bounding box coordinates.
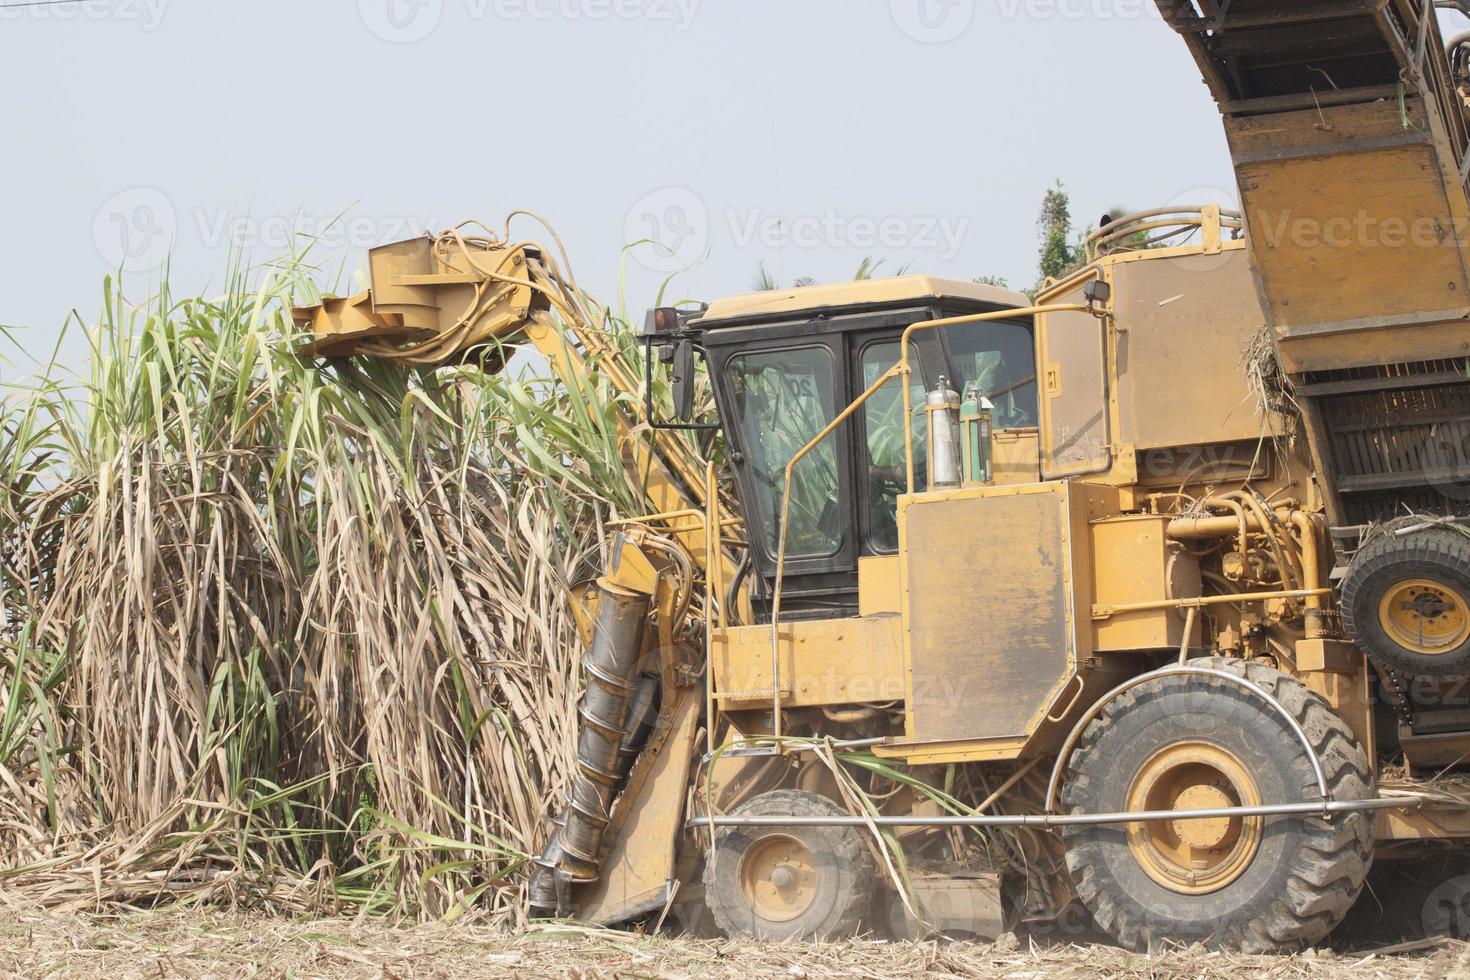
[3,1,1458,377]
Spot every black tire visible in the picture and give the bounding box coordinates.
[1059,658,1374,953]
[703,789,875,941]
[1342,527,1470,676]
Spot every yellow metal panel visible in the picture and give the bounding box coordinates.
[1377,802,1470,841]
[568,580,600,649]
[1109,249,1275,451]
[1224,99,1470,365]
[605,534,659,596]
[1091,515,1201,653]
[991,428,1041,486]
[711,616,903,708]
[1243,148,1470,335]
[1227,94,1432,161]
[1036,291,1110,479]
[1295,638,1361,674]
[1296,640,1375,774]
[875,736,1030,765]
[858,556,901,616]
[578,686,701,924]
[897,482,1112,752]
[1274,319,1470,374]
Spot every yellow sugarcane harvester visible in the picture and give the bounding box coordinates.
[293,2,1470,951]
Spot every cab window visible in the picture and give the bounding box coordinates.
[946,322,1038,429]
[858,340,927,554]
[727,345,842,560]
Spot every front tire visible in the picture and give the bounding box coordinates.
[1059,658,1374,952]
[703,789,875,941]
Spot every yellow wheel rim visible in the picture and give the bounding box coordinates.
[739,835,819,923]
[1378,579,1470,655]
[1126,743,1263,895]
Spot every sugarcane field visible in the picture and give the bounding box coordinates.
[14,2,1470,978]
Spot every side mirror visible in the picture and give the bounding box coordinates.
[639,304,718,432]
[670,339,696,421]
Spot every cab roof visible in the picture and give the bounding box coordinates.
[694,275,1032,328]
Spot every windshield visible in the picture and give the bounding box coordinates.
[726,345,842,560]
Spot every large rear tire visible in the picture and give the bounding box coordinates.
[1342,526,1470,676]
[1059,658,1374,952]
[703,789,875,941]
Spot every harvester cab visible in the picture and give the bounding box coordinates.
[667,275,1042,622]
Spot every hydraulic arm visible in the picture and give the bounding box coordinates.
[295,220,738,567]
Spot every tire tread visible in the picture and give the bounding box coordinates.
[703,789,875,941]
[1342,526,1470,675]
[1060,657,1374,952]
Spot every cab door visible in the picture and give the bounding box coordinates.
[719,336,858,619]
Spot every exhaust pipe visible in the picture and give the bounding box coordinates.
[529,578,650,915]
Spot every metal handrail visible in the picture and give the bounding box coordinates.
[1083,205,1243,261]
[689,795,1425,830]
[702,736,886,763]
[704,462,719,756]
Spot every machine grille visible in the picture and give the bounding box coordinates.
[1309,359,1470,524]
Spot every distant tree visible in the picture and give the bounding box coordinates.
[1037,179,1082,284]
[854,257,909,281]
[751,264,818,290]
[749,256,911,292]
[752,261,781,292]
[973,274,1009,288]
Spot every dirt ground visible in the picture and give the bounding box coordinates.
[0,909,1463,980]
